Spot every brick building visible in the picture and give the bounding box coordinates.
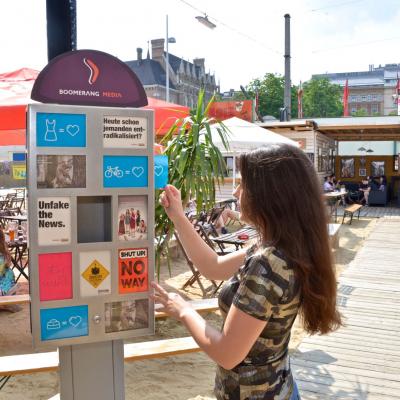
[125,39,218,107]
[313,64,400,116]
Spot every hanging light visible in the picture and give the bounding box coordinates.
[195,15,217,29]
[357,129,366,152]
[366,148,374,153]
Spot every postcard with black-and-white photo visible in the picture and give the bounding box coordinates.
[105,299,149,333]
[37,155,86,189]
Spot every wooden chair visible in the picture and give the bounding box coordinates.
[9,197,24,212]
[175,231,223,297]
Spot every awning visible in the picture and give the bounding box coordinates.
[0,68,189,145]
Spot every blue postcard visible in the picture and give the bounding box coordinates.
[36,112,86,147]
[154,155,168,189]
[103,156,148,188]
[40,305,89,341]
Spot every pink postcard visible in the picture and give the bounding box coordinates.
[39,252,73,301]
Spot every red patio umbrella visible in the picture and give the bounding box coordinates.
[0,68,189,146]
[0,68,38,145]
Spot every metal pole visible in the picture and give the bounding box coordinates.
[166,15,169,102]
[284,13,291,120]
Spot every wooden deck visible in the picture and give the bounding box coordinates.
[291,217,400,399]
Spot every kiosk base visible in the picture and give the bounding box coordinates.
[59,340,125,400]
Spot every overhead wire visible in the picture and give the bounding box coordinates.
[312,35,400,54]
[309,0,365,12]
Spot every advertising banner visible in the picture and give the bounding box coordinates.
[208,100,254,122]
[12,164,26,180]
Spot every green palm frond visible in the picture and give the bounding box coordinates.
[155,89,230,277]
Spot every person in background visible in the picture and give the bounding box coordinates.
[378,175,387,191]
[368,176,379,191]
[215,208,241,234]
[330,174,342,190]
[153,144,341,400]
[359,178,371,206]
[323,175,334,192]
[0,229,17,296]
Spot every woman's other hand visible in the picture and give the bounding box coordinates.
[159,185,185,222]
[150,281,193,320]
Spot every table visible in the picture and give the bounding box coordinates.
[324,191,348,222]
[215,197,237,209]
[7,238,29,282]
[324,191,348,199]
[0,215,27,226]
[212,226,259,251]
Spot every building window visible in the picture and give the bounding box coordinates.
[372,94,377,101]
[351,106,357,114]
[371,104,379,113]
[367,94,372,101]
[350,95,356,102]
[356,95,361,102]
[361,95,367,102]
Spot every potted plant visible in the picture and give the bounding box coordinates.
[155,89,230,275]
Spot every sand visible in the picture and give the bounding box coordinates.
[0,217,377,400]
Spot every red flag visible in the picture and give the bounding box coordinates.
[397,74,400,96]
[397,74,400,116]
[255,90,259,113]
[343,79,349,117]
[297,82,303,119]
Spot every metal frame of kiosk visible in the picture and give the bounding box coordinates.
[28,103,155,399]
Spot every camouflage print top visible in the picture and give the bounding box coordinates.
[215,245,301,400]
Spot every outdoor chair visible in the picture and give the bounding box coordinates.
[195,206,225,237]
[175,231,223,297]
[9,197,24,212]
[176,213,237,296]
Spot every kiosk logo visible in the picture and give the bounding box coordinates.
[83,58,100,85]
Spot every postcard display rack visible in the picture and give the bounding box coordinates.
[28,103,155,399]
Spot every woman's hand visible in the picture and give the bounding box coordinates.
[159,185,185,223]
[150,281,193,320]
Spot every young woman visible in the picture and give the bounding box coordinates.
[0,228,17,296]
[152,144,341,400]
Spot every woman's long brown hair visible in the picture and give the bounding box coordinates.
[0,228,11,266]
[239,144,341,335]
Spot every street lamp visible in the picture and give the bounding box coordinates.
[166,15,176,103]
[195,15,216,29]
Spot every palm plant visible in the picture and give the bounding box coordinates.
[155,89,230,276]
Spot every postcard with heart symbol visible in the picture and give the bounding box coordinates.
[154,155,168,189]
[36,112,86,147]
[40,305,88,340]
[103,155,148,188]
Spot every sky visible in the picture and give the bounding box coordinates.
[1,0,400,92]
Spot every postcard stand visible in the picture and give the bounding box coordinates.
[28,50,155,400]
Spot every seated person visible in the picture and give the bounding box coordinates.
[330,174,342,190]
[215,208,241,234]
[368,176,379,190]
[323,176,334,192]
[378,175,387,191]
[359,178,371,205]
[0,229,17,296]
